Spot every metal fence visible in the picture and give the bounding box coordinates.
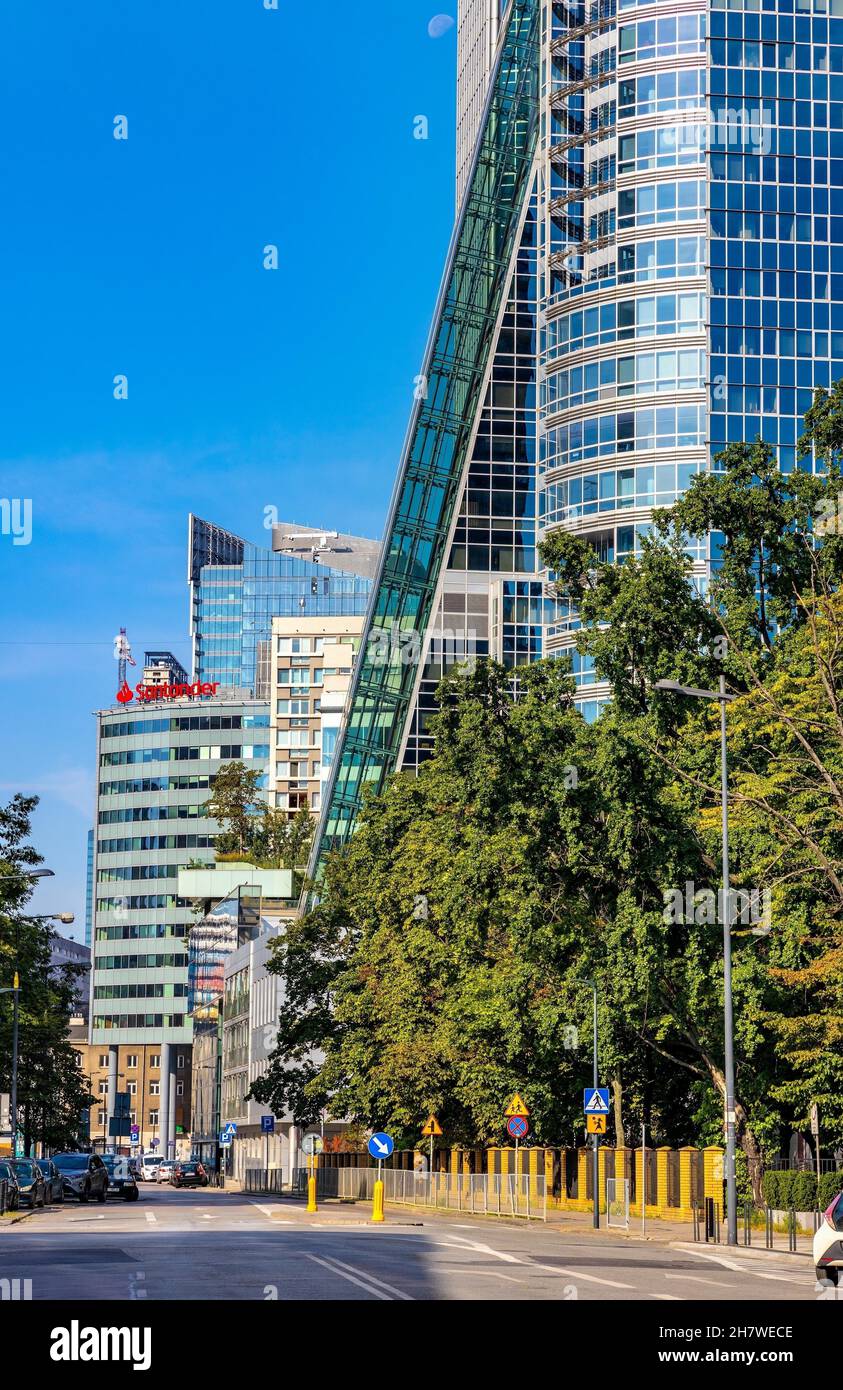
[243,1168,286,1195]
[291,1166,546,1220]
[693,1200,820,1250]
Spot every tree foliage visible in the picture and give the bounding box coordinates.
[0,795,95,1152]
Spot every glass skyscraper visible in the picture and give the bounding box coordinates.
[311,0,843,870]
[189,515,372,696]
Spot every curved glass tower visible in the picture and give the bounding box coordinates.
[311,0,843,870]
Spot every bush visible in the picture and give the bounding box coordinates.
[761,1169,821,1210]
[791,1170,817,1211]
[818,1171,843,1210]
[762,1170,782,1209]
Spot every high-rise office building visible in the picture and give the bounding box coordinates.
[189,515,374,696]
[313,0,843,870]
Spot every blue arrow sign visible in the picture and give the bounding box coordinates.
[367,1132,394,1160]
[583,1087,610,1115]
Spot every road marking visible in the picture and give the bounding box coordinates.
[316,1254,414,1301]
[305,1254,393,1300]
[528,1262,635,1290]
[68,1215,105,1222]
[432,1237,523,1265]
[665,1273,734,1289]
[650,1293,683,1300]
[681,1248,808,1286]
[250,1203,289,1219]
[145,1211,157,1224]
[447,1269,526,1285]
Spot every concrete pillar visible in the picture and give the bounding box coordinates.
[107,1045,119,1153]
[288,1123,299,1184]
[635,1145,650,1215]
[159,1042,171,1164]
[703,1146,725,1204]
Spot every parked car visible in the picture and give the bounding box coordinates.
[35,1158,65,1204]
[171,1161,209,1189]
[155,1161,175,1184]
[140,1153,163,1182]
[102,1155,140,1202]
[51,1152,109,1203]
[0,1159,22,1211]
[814,1190,843,1286]
[10,1158,47,1209]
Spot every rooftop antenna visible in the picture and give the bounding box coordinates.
[113,627,136,690]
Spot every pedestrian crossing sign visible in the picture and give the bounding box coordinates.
[583,1087,610,1115]
[504,1093,530,1118]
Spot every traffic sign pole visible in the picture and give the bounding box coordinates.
[592,986,599,1229]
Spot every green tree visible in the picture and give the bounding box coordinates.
[0,795,95,1152]
[203,761,265,857]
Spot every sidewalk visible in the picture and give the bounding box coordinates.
[245,1188,815,1258]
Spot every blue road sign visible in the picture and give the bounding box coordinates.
[221,1122,237,1139]
[507,1115,528,1139]
[583,1087,610,1115]
[219,1133,232,1148]
[261,1115,275,1134]
[367,1132,394,1160]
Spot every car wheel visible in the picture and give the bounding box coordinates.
[819,1266,840,1287]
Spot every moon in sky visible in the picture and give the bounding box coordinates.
[428,14,455,38]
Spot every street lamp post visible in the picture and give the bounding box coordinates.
[0,973,20,1155]
[655,676,738,1245]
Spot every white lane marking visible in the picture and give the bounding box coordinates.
[250,1203,289,1219]
[681,1248,808,1286]
[201,1213,215,1219]
[145,1211,157,1224]
[305,1254,392,1300]
[528,1262,635,1290]
[447,1269,526,1285]
[651,1293,683,1300]
[68,1215,105,1222]
[665,1273,734,1289]
[317,1254,414,1301]
[432,1237,523,1265]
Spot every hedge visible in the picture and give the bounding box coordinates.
[760,1169,843,1210]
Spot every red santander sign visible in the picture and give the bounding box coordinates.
[116,679,220,705]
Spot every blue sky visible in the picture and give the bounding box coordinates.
[0,2,458,935]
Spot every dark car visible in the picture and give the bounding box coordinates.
[10,1159,46,1209]
[171,1161,209,1189]
[35,1158,65,1204]
[51,1152,108,1203]
[0,1159,21,1212]
[102,1155,139,1201]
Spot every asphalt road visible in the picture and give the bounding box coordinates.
[0,1182,824,1301]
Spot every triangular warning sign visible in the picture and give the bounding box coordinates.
[421,1115,442,1137]
[504,1093,530,1118]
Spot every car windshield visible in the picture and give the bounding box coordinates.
[52,1154,88,1171]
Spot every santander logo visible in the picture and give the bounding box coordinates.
[115,680,220,705]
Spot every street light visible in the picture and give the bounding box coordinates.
[654,674,738,1245]
[0,868,55,882]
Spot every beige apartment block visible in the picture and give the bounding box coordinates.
[270,615,364,816]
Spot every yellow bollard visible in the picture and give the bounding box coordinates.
[371,1178,385,1223]
[306,1173,318,1213]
